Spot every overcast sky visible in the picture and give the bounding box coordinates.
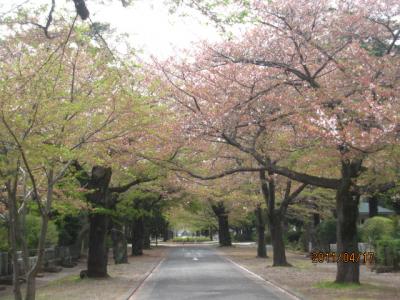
[0,0,222,59]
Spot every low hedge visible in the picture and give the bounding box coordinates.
[376,239,400,269]
[172,236,210,243]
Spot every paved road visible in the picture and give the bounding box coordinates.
[131,246,295,300]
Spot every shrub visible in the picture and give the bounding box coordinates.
[360,216,394,247]
[285,229,302,243]
[233,232,255,242]
[55,214,84,246]
[316,219,337,246]
[391,216,400,239]
[376,239,400,269]
[26,215,58,249]
[172,236,210,243]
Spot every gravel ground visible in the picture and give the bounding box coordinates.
[217,245,400,300]
[0,247,168,300]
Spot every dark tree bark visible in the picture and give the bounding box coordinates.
[143,225,151,250]
[259,171,290,266]
[368,196,378,218]
[87,213,109,277]
[85,167,112,278]
[132,217,144,256]
[111,223,128,264]
[255,204,267,258]
[268,212,288,265]
[302,222,312,253]
[211,201,232,246]
[163,228,169,242]
[313,213,321,226]
[73,0,89,20]
[72,163,112,278]
[234,227,240,237]
[218,215,231,246]
[364,182,396,217]
[311,211,321,250]
[72,224,89,259]
[6,179,23,300]
[335,160,362,284]
[259,171,307,266]
[71,162,155,277]
[243,226,253,241]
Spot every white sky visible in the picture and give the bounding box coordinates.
[0,0,223,59]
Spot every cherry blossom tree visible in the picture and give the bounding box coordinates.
[153,0,399,283]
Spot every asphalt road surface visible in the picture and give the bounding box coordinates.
[130,246,296,300]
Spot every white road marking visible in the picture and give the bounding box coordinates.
[193,257,199,261]
[223,256,302,300]
[127,257,166,300]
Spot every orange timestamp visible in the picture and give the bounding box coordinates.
[311,251,375,263]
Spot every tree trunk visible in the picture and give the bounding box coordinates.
[255,205,267,258]
[368,196,378,218]
[84,166,112,278]
[163,228,169,242]
[211,202,232,246]
[259,171,290,266]
[303,222,313,253]
[143,225,151,250]
[132,218,144,256]
[25,214,50,300]
[162,222,169,242]
[243,226,253,241]
[25,170,54,300]
[234,227,240,237]
[335,160,361,284]
[268,211,289,266]
[217,214,231,246]
[87,213,109,277]
[313,213,320,227]
[72,224,89,259]
[6,179,23,300]
[111,223,128,264]
[209,227,213,241]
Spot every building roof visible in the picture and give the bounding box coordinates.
[359,202,394,215]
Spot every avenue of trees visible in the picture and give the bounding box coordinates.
[151,0,400,283]
[0,1,399,299]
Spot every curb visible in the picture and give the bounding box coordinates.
[124,257,165,300]
[222,256,305,300]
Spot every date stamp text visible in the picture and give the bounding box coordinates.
[311,251,375,263]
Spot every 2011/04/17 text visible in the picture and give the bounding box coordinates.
[311,251,375,263]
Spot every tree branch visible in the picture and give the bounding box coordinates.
[1,113,44,214]
[270,164,339,189]
[175,166,266,180]
[70,160,90,188]
[280,182,308,213]
[109,176,158,194]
